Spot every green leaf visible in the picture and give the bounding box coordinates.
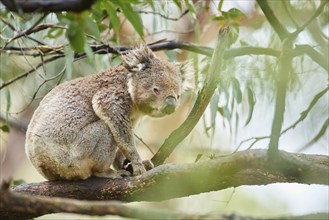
[85,17,100,42]
[47,28,63,39]
[11,179,26,186]
[210,91,219,128]
[218,0,224,11]
[113,1,144,38]
[0,124,10,133]
[245,87,256,126]
[300,117,329,151]
[173,0,182,10]
[194,153,203,163]
[231,77,242,104]
[6,89,11,113]
[282,87,329,133]
[106,2,120,35]
[64,46,74,79]
[84,43,94,63]
[218,105,231,120]
[227,8,245,19]
[212,15,226,21]
[184,0,196,14]
[67,18,86,53]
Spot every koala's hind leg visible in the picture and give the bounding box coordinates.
[68,120,121,179]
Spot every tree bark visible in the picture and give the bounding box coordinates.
[0,0,95,13]
[1,149,328,219]
[6,149,329,201]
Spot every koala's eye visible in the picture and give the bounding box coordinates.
[177,95,180,100]
[153,87,160,95]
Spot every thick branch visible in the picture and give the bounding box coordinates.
[152,27,231,166]
[1,149,328,219]
[1,182,329,220]
[0,41,326,91]
[268,40,293,157]
[7,149,329,202]
[0,0,95,13]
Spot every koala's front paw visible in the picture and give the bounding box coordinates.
[142,160,154,171]
[131,162,146,176]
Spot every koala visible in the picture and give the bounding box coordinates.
[25,45,193,180]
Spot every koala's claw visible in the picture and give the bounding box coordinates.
[131,162,146,176]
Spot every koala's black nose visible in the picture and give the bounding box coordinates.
[162,96,177,114]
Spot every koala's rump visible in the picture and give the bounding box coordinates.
[25,81,109,179]
[28,84,97,145]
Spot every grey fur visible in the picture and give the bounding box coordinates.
[25,46,194,180]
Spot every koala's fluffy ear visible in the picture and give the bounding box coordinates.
[121,45,155,72]
[175,60,195,91]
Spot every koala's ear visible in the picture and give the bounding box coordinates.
[175,60,195,91]
[121,45,155,72]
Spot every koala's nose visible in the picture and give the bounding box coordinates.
[162,96,177,114]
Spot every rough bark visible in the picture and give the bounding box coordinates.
[0,0,95,13]
[1,149,328,219]
[5,149,329,202]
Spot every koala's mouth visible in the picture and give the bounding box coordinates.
[139,100,177,117]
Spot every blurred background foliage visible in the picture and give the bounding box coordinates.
[0,0,328,219]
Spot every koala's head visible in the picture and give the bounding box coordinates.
[122,45,194,117]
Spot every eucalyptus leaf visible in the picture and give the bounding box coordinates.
[113,1,144,38]
[67,20,86,53]
[85,17,100,42]
[0,124,10,133]
[232,77,242,104]
[106,2,120,35]
[245,87,256,126]
[210,91,219,128]
[184,0,196,14]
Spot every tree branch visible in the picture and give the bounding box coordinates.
[256,0,289,41]
[135,9,189,21]
[293,44,329,72]
[8,149,329,201]
[0,41,326,91]
[0,0,95,13]
[289,1,329,40]
[1,180,329,220]
[151,27,231,166]
[268,39,293,157]
[1,149,328,219]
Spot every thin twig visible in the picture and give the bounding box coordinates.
[0,55,64,90]
[0,16,16,31]
[282,0,300,28]
[289,1,329,40]
[281,86,329,134]
[134,134,155,155]
[136,9,189,21]
[235,135,270,152]
[5,13,48,45]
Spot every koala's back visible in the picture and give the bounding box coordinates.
[27,77,97,144]
[27,67,128,143]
